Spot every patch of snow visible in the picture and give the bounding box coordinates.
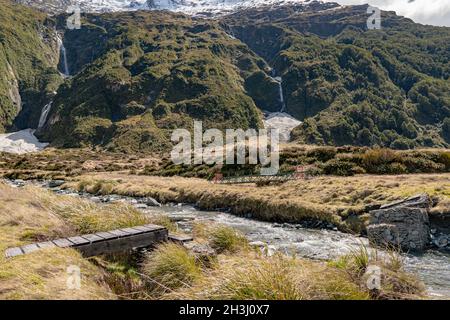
[264,112,302,142]
[0,129,48,154]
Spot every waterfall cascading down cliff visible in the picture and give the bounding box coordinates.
[37,102,52,129]
[56,33,70,77]
[37,33,71,130]
[264,73,301,142]
[273,76,285,113]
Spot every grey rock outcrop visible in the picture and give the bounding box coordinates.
[367,194,431,252]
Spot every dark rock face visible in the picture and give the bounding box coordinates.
[367,194,431,251]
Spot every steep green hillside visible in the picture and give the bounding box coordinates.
[1,1,449,151]
[0,0,61,132]
[222,3,450,149]
[39,11,272,152]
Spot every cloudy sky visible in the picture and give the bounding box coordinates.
[326,0,450,26]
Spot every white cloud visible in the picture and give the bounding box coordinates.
[327,0,450,26]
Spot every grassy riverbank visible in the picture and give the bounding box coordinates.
[0,182,425,300]
[66,173,450,234]
[0,182,143,299]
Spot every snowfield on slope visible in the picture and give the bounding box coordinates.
[0,129,48,154]
[264,112,302,142]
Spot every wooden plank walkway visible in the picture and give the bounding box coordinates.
[5,224,170,258]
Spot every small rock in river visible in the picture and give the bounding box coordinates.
[90,197,101,203]
[48,180,65,188]
[142,197,161,207]
[249,241,277,256]
[434,236,449,248]
[249,241,266,248]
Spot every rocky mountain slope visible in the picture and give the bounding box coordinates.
[1,0,449,151]
[0,0,62,132]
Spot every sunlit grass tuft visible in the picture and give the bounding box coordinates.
[141,243,202,294]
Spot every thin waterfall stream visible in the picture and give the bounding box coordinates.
[37,102,52,129]
[57,33,70,77]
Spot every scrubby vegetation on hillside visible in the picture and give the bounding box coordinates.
[1,146,448,183]
[39,11,272,152]
[0,1,449,150]
[223,4,450,148]
[141,146,450,179]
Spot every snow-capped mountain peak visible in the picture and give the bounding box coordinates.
[146,0,313,16]
[16,0,320,16]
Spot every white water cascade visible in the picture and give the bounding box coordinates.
[273,76,285,112]
[263,73,302,142]
[56,34,70,77]
[37,102,53,129]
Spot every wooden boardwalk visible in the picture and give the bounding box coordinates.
[211,165,316,185]
[213,173,299,185]
[4,224,191,258]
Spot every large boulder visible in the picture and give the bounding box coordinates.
[367,194,431,251]
[379,193,432,210]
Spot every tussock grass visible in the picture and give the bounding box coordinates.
[209,227,247,253]
[199,255,309,300]
[32,187,148,235]
[141,243,202,294]
[0,247,115,300]
[194,224,248,254]
[145,243,423,300]
[165,252,371,300]
[331,245,425,300]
